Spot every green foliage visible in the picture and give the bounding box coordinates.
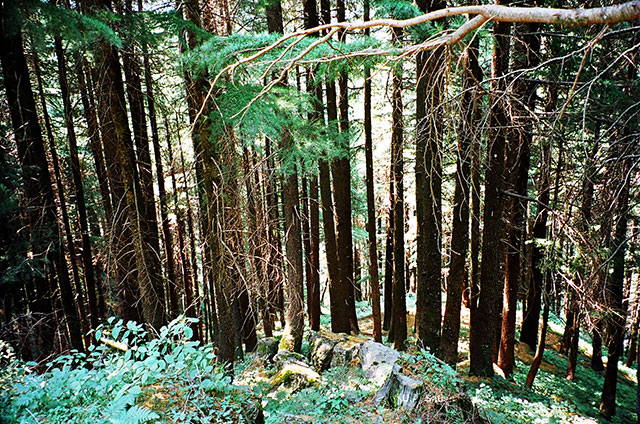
[262,365,376,423]
[402,348,461,397]
[0,317,255,424]
[468,320,637,424]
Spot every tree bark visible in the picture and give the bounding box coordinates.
[363,0,381,343]
[497,19,539,376]
[469,9,511,377]
[140,24,180,321]
[181,0,234,363]
[0,2,81,356]
[54,37,100,332]
[600,152,632,419]
[33,47,89,347]
[333,0,359,335]
[415,0,445,354]
[391,27,406,351]
[439,31,481,364]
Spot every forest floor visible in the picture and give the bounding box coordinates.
[347,295,638,423]
[0,297,636,423]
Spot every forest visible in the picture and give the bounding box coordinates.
[0,0,639,422]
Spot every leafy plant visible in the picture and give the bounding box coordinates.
[0,316,255,424]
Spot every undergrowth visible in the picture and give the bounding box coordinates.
[0,317,256,424]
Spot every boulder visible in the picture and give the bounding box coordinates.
[271,361,321,390]
[330,339,361,368]
[271,350,320,390]
[309,331,340,371]
[374,364,424,410]
[274,350,308,369]
[358,340,399,387]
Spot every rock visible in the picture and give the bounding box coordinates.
[358,340,399,387]
[274,350,308,369]
[271,350,319,390]
[330,339,361,368]
[416,392,491,424]
[275,413,315,423]
[256,337,279,362]
[271,361,321,390]
[309,331,340,371]
[374,364,424,410]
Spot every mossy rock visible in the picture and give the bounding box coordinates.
[309,331,340,372]
[271,362,321,390]
[256,337,279,362]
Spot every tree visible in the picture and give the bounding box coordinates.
[0,0,83,355]
[415,0,445,354]
[469,8,511,377]
[439,17,481,364]
[390,27,406,351]
[497,17,540,377]
[363,0,382,343]
[54,36,100,332]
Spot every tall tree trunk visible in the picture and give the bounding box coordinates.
[308,175,321,331]
[76,61,112,227]
[0,2,81,355]
[333,0,358,335]
[319,0,350,335]
[54,37,100,332]
[92,62,142,324]
[174,118,203,339]
[440,34,480,364]
[302,0,321,331]
[119,5,169,320]
[363,0,381,343]
[33,48,89,345]
[181,0,235,364]
[383,179,395,332]
[525,283,550,386]
[391,27,406,351]
[266,0,305,352]
[497,19,539,376]
[265,138,285,329]
[600,150,632,419]
[279,138,305,353]
[141,20,180,321]
[100,38,166,329]
[415,0,446,353]
[244,148,273,337]
[469,10,511,377]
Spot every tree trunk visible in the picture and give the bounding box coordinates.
[54,37,100,333]
[266,0,305,352]
[469,11,511,377]
[383,181,395,333]
[279,155,305,352]
[364,0,381,343]
[32,47,89,348]
[600,152,632,419]
[76,61,112,227]
[0,2,79,356]
[181,0,234,363]
[520,86,555,351]
[141,24,180,321]
[439,27,480,365]
[525,284,550,386]
[391,28,406,351]
[333,0,358,335]
[497,20,538,376]
[302,0,322,333]
[415,0,445,353]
